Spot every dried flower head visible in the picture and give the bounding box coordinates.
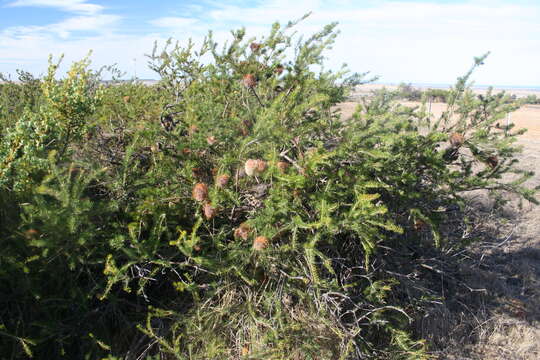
[256,159,267,174]
[123,95,130,104]
[188,124,198,135]
[250,42,261,52]
[243,74,257,88]
[275,64,284,75]
[486,155,499,168]
[253,236,269,251]
[192,183,208,202]
[244,159,259,176]
[277,161,289,173]
[203,203,217,220]
[413,219,427,231]
[207,136,216,145]
[449,133,465,147]
[216,174,230,188]
[234,222,251,240]
[192,167,204,179]
[24,228,40,239]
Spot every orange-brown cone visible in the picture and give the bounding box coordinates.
[216,174,230,188]
[192,183,208,202]
[253,236,269,251]
[234,223,251,240]
[243,74,257,88]
[449,133,465,147]
[203,203,217,220]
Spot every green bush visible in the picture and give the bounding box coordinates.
[0,17,536,359]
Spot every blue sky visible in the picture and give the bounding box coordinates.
[0,0,539,86]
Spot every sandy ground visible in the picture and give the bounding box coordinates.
[337,99,540,360]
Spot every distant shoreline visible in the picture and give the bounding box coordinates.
[356,83,540,98]
[2,78,539,98]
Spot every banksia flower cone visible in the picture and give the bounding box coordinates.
[250,42,261,52]
[192,183,208,202]
[245,159,258,176]
[216,174,230,188]
[486,155,499,168]
[256,159,267,173]
[253,236,269,251]
[277,161,289,173]
[243,74,257,88]
[234,223,251,240]
[203,203,217,220]
[449,133,464,147]
[188,124,198,135]
[245,159,267,177]
[207,136,216,145]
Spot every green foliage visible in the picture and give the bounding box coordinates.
[0,16,536,360]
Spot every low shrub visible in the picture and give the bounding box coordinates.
[0,16,536,359]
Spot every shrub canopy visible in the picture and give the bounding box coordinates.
[0,16,535,359]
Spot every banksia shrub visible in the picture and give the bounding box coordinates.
[0,15,535,360]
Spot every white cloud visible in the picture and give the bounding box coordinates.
[1,14,121,40]
[6,0,103,15]
[150,17,198,29]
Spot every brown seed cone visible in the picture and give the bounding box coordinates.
[234,223,251,240]
[449,133,465,147]
[24,228,40,239]
[243,74,257,88]
[253,236,269,251]
[486,155,499,168]
[192,183,208,202]
[256,159,267,174]
[192,167,204,179]
[277,161,289,173]
[216,174,230,188]
[207,136,216,145]
[413,219,427,231]
[244,159,259,177]
[188,124,198,135]
[203,203,217,220]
